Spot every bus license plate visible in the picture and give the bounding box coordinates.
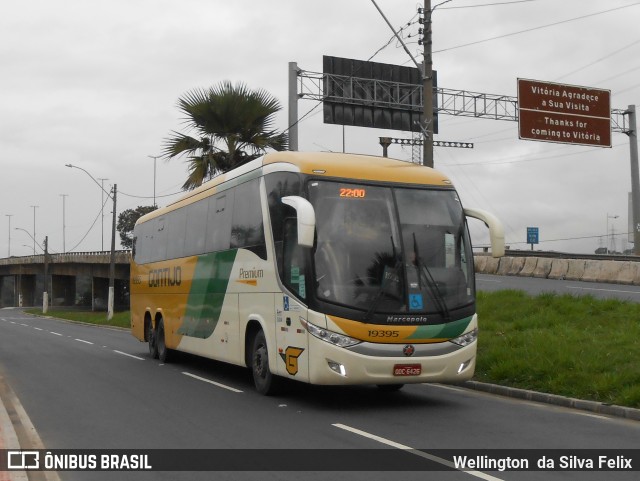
[393,364,421,376]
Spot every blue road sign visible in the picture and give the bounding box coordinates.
[527,227,539,245]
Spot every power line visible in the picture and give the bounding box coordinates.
[448,142,625,167]
[68,193,111,252]
[368,13,419,61]
[596,64,640,85]
[554,38,640,82]
[434,3,640,54]
[440,0,538,9]
[507,230,635,246]
[118,189,183,200]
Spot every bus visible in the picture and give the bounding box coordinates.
[130,151,504,394]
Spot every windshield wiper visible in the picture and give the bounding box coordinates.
[413,233,451,322]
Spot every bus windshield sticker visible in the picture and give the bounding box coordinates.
[409,293,424,311]
[298,275,306,298]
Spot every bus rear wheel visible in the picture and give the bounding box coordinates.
[156,319,173,363]
[252,330,279,395]
[147,319,158,359]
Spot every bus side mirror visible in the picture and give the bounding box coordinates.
[464,207,505,258]
[281,196,316,248]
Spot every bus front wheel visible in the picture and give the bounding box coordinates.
[252,330,279,395]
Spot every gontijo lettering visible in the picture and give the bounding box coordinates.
[148,267,182,287]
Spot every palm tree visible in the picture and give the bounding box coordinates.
[163,81,288,190]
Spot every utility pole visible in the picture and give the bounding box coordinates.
[60,194,68,253]
[288,62,299,151]
[422,0,434,168]
[108,184,117,321]
[628,105,640,255]
[43,235,49,314]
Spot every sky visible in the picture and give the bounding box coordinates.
[1,0,639,257]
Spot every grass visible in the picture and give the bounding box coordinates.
[476,290,640,408]
[25,291,640,408]
[26,308,131,329]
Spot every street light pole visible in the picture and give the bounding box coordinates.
[30,205,38,255]
[66,163,117,320]
[14,228,44,253]
[5,214,12,257]
[606,213,619,254]
[98,178,108,251]
[148,155,160,207]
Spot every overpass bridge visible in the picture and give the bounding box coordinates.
[0,251,131,310]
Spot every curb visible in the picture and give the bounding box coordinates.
[463,380,640,421]
[0,374,28,481]
[0,371,60,481]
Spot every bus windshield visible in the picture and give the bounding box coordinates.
[308,180,474,323]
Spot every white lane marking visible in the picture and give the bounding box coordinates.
[75,338,94,345]
[20,323,29,327]
[566,286,640,295]
[113,350,145,361]
[50,332,63,336]
[476,277,502,283]
[182,372,243,393]
[332,423,504,481]
[34,327,43,331]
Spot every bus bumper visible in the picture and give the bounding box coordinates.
[306,335,477,386]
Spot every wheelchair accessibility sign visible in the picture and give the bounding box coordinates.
[409,294,424,311]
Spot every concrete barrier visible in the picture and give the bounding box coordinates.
[520,257,538,277]
[475,255,640,285]
[548,259,569,279]
[532,258,553,278]
[565,259,586,281]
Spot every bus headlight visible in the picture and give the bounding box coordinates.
[450,328,477,347]
[300,319,361,348]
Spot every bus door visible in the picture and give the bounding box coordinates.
[275,294,309,382]
[274,216,310,382]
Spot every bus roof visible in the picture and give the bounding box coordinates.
[137,152,452,224]
[263,151,451,186]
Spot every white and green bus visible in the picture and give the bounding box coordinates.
[131,151,504,394]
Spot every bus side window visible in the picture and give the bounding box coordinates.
[231,178,266,259]
[206,192,233,253]
[184,198,209,256]
[265,172,301,282]
[150,216,168,263]
[282,217,306,299]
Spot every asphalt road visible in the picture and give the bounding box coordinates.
[476,274,640,302]
[0,308,638,481]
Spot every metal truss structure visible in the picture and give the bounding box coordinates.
[296,69,631,134]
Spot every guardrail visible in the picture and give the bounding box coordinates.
[0,250,132,266]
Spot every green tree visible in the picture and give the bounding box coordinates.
[163,81,288,190]
[117,205,157,249]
